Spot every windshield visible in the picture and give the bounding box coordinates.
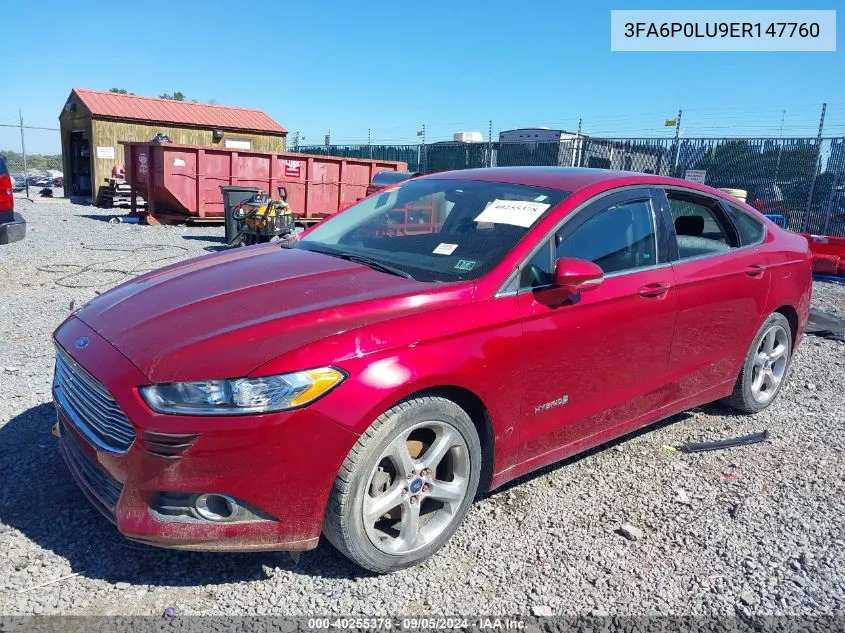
[297,178,569,282]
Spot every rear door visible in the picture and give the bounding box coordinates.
[657,187,771,398]
[516,188,678,461]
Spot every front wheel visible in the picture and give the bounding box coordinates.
[323,396,481,573]
[722,312,792,413]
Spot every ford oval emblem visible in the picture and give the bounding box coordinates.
[75,337,89,349]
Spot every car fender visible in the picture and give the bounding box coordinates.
[250,297,525,475]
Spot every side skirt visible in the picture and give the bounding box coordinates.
[488,378,735,491]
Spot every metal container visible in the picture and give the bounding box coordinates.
[122,142,408,224]
[220,186,260,245]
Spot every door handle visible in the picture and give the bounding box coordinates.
[638,282,671,298]
[745,264,765,278]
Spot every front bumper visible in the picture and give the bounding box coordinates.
[53,317,359,551]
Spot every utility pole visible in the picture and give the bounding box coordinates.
[802,102,827,232]
[368,128,372,158]
[672,108,683,176]
[572,117,583,167]
[19,111,29,198]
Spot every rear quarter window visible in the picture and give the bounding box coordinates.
[729,205,766,245]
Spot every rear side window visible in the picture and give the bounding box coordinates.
[0,156,7,174]
[729,205,766,245]
[666,190,738,260]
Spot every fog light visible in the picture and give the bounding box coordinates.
[193,493,238,522]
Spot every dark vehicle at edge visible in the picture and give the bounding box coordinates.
[0,156,26,244]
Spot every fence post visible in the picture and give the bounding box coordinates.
[19,111,29,198]
[487,119,493,168]
[802,103,826,232]
[671,109,683,177]
[419,124,426,173]
[571,118,582,167]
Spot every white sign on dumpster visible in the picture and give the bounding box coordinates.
[96,146,115,160]
[284,160,302,178]
[684,169,707,184]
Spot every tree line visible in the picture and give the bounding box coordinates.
[109,88,216,103]
[0,150,62,173]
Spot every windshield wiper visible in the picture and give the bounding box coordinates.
[340,253,415,280]
[306,247,415,280]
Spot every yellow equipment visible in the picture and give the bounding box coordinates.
[232,188,295,246]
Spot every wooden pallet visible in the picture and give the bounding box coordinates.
[98,178,146,209]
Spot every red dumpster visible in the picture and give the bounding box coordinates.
[121,141,408,225]
[801,233,845,278]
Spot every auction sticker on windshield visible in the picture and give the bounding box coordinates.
[474,199,550,228]
[433,243,459,255]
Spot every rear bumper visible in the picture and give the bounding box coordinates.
[0,212,26,244]
[53,317,360,552]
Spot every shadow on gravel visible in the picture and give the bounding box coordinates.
[181,235,232,253]
[182,235,227,244]
[0,403,370,586]
[81,214,121,223]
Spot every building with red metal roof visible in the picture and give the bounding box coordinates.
[59,88,287,200]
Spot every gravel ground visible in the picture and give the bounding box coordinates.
[1,198,845,618]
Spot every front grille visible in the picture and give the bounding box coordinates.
[60,425,124,513]
[54,346,135,453]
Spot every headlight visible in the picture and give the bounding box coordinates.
[140,367,346,415]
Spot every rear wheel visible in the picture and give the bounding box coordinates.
[323,396,481,573]
[723,312,792,413]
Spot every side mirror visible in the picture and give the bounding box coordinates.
[552,257,603,294]
[277,186,288,202]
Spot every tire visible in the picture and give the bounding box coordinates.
[722,312,792,413]
[323,396,482,573]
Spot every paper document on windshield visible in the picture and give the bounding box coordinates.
[474,199,550,228]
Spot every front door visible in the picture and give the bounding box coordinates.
[517,188,677,463]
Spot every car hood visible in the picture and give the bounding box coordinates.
[73,244,473,382]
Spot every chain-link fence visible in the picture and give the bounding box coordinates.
[0,121,63,196]
[294,136,845,236]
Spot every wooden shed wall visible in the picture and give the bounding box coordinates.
[90,119,286,201]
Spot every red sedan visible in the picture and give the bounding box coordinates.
[52,167,811,573]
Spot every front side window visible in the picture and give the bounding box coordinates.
[667,190,738,260]
[519,240,553,288]
[298,179,568,282]
[556,199,657,275]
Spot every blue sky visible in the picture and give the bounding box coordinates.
[2,0,842,154]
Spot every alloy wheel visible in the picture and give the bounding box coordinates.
[363,421,470,555]
[750,324,789,404]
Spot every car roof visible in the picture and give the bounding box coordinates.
[417,166,719,196]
